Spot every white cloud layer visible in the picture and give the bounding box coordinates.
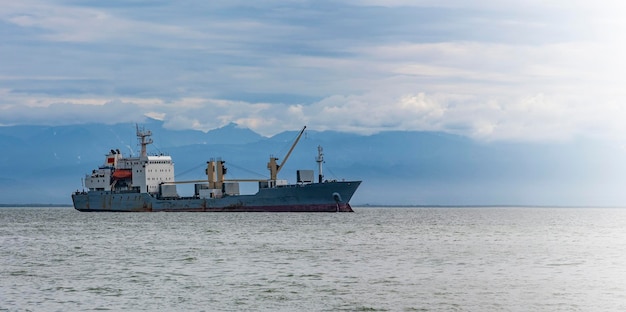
[1,0,626,142]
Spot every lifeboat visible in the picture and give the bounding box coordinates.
[112,169,132,179]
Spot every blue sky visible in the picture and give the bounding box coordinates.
[1,0,625,141]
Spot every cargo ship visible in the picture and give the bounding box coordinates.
[72,126,360,212]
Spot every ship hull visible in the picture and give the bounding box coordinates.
[72,181,360,212]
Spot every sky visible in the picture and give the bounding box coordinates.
[1,0,626,141]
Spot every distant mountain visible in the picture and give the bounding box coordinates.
[1,121,625,206]
[203,122,265,145]
[142,120,265,148]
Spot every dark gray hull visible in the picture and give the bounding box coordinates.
[72,181,360,212]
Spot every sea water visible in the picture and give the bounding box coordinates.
[1,207,626,311]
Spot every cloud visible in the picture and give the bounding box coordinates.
[0,99,147,125]
[1,1,626,142]
[1,88,624,143]
[2,1,204,45]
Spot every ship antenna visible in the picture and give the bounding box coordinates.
[136,124,153,158]
[316,145,324,183]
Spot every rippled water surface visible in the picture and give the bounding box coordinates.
[2,207,626,311]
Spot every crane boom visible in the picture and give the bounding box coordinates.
[267,126,306,180]
[278,126,306,173]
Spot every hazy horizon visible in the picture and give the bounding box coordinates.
[2,122,626,206]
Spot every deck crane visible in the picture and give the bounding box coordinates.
[197,126,307,190]
[267,126,306,181]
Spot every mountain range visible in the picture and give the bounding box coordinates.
[1,119,625,206]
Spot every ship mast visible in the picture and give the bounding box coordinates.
[136,125,153,158]
[316,145,324,183]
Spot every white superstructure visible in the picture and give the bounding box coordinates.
[84,126,175,194]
